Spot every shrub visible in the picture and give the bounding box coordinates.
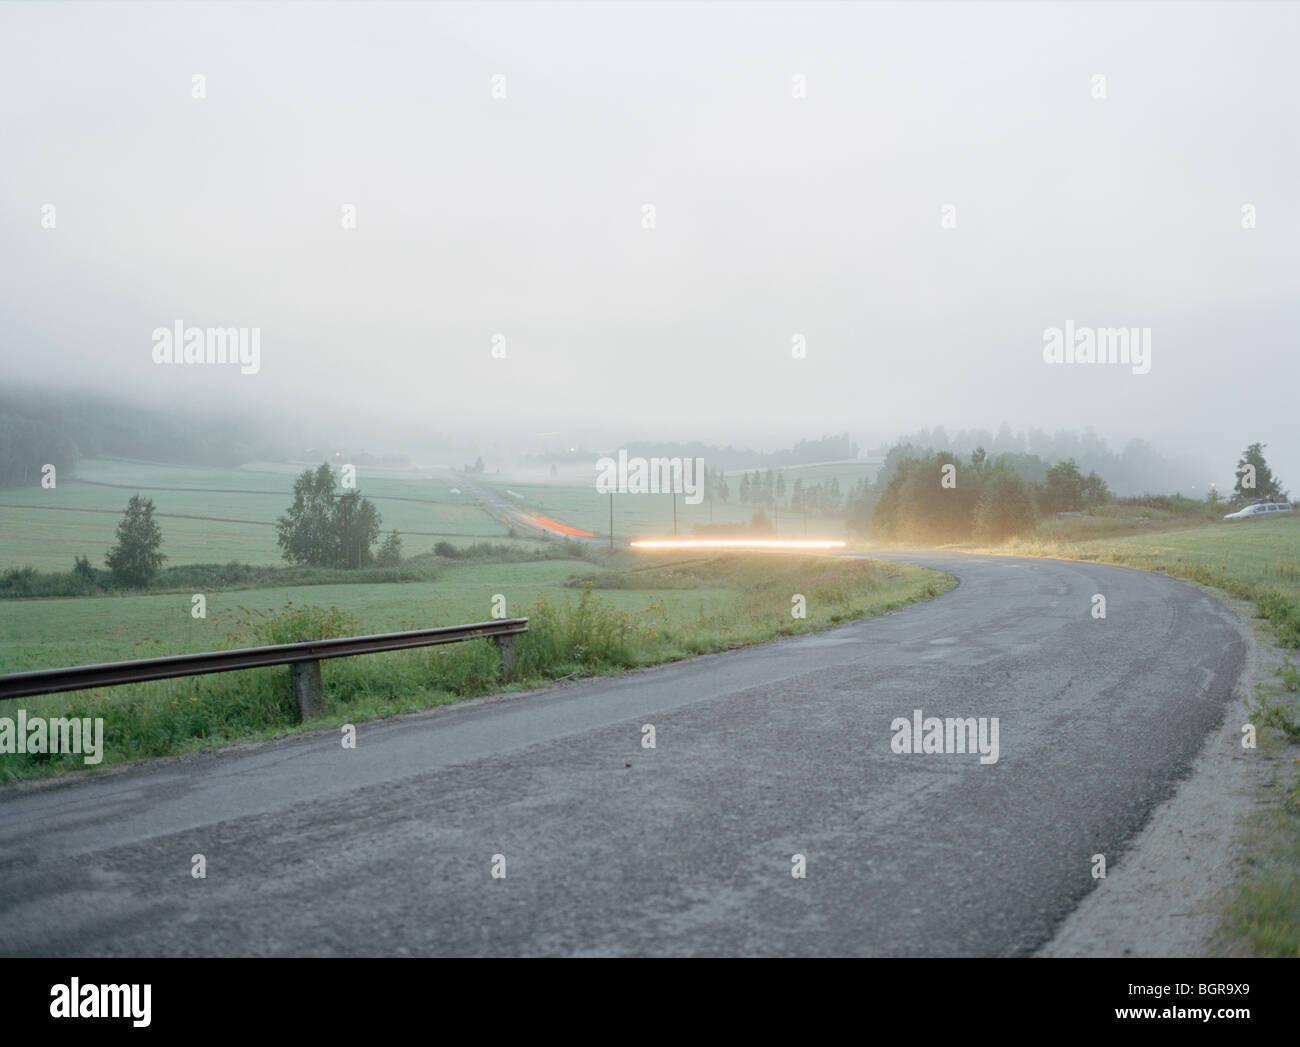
[73,555,99,589]
[376,531,403,566]
[517,586,636,675]
[974,472,1038,543]
[1257,590,1300,650]
[0,566,37,596]
[227,602,363,647]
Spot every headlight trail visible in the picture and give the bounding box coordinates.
[628,538,847,550]
[527,514,595,537]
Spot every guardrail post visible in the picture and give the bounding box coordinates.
[493,634,517,678]
[290,660,325,721]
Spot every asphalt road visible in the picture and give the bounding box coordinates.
[0,553,1246,956]
[451,473,605,544]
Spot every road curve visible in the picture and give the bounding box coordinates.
[0,553,1246,956]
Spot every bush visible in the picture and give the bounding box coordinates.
[974,472,1038,543]
[0,565,98,598]
[0,566,37,596]
[893,455,977,543]
[517,586,636,675]
[73,555,99,588]
[0,559,442,599]
[1257,590,1300,650]
[227,602,363,647]
[376,531,403,566]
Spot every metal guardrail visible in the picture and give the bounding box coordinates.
[0,618,529,720]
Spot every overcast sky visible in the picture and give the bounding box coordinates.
[1,1,1297,483]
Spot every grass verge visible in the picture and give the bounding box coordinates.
[0,553,950,784]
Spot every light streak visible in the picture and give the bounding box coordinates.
[628,538,846,550]
[528,514,595,537]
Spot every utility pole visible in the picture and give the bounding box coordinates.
[672,491,677,536]
[609,492,614,550]
[342,494,351,569]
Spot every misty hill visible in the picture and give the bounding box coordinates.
[0,389,290,487]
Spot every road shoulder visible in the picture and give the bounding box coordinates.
[1037,585,1282,957]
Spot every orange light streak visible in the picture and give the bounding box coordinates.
[528,514,595,537]
[628,538,846,550]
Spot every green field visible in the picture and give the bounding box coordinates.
[0,560,595,673]
[0,459,512,571]
[0,457,879,572]
[2,557,820,675]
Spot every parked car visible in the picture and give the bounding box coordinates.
[1223,502,1293,520]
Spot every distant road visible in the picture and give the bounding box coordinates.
[454,474,605,544]
[0,553,1244,956]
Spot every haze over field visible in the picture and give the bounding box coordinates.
[1,1,1297,483]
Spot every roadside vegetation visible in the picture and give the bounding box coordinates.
[0,540,593,599]
[0,554,949,783]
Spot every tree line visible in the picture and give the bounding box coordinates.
[861,442,1286,543]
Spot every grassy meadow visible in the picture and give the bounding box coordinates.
[0,457,870,576]
[0,458,511,571]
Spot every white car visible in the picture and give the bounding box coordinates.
[1223,502,1292,520]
